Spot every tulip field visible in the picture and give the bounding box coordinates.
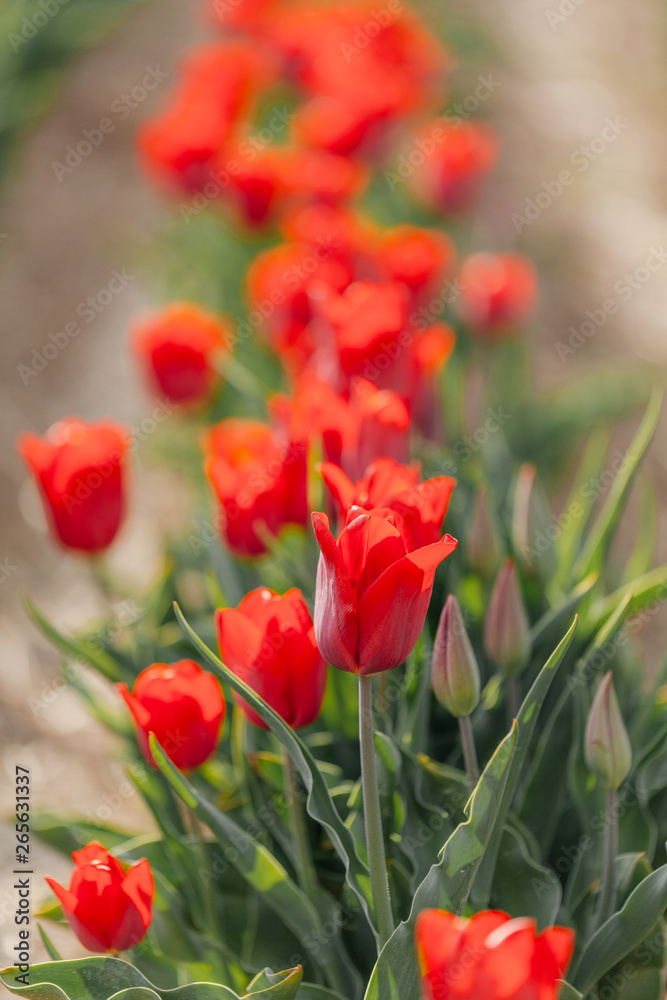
[3,0,667,998]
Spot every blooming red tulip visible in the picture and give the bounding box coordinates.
[45,842,154,953]
[205,417,308,556]
[18,417,129,553]
[117,660,225,770]
[458,252,537,335]
[416,908,575,1000]
[345,379,411,479]
[216,587,326,729]
[407,119,498,213]
[371,225,454,304]
[132,301,232,405]
[321,457,456,551]
[312,507,457,675]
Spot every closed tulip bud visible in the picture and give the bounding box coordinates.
[512,463,557,579]
[468,486,502,579]
[585,672,632,789]
[432,595,480,717]
[45,842,154,953]
[484,558,530,677]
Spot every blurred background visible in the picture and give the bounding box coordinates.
[1,0,667,967]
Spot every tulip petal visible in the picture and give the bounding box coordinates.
[356,534,457,674]
[45,876,110,952]
[107,859,154,952]
[312,511,359,673]
[320,461,357,513]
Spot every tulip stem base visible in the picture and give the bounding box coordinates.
[597,785,618,928]
[459,715,479,793]
[359,674,395,950]
[283,749,318,900]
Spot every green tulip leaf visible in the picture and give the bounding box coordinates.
[362,722,518,1000]
[556,983,583,1000]
[244,966,302,998]
[173,604,375,938]
[24,598,126,683]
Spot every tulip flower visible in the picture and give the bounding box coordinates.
[585,671,632,790]
[416,908,575,1000]
[216,587,327,729]
[205,417,308,556]
[18,417,129,553]
[117,660,225,770]
[321,456,456,550]
[467,486,503,580]
[312,507,457,675]
[132,301,232,405]
[371,225,454,306]
[407,119,498,213]
[458,252,537,335]
[432,595,480,719]
[345,379,411,480]
[484,558,531,679]
[45,842,154,953]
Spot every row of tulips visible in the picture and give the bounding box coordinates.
[9,0,667,997]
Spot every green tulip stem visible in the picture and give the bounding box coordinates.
[507,675,520,721]
[359,674,395,950]
[597,785,618,928]
[459,714,479,793]
[283,748,318,900]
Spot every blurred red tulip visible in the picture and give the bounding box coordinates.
[18,417,128,553]
[132,301,232,405]
[346,378,411,479]
[407,119,498,213]
[205,417,308,556]
[416,908,575,1000]
[321,456,456,550]
[371,225,454,303]
[312,507,457,674]
[45,842,154,953]
[216,587,327,729]
[117,660,225,770]
[458,252,537,335]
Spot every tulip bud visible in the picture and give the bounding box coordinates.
[483,558,530,676]
[432,595,480,717]
[585,672,632,789]
[512,463,556,579]
[468,486,502,579]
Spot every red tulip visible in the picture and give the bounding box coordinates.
[45,842,154,953]
[312,507,457,675]
[132,301,232,405]
[371,225,454,303]
[407,119,498,213]
[321,457,456,550]
[117,660,225,770]
[216,587,326,729]
[458,252,537,335]
[416,908,575,1000]
[346,378,411,480]
[18,417,129,553]
[205,417,308,556]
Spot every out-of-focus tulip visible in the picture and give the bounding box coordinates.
[458,252,537,335]
[585,672,632,789]
[216,587,326,729]
[18,418,129,553]
[345,378,411,480]
[45,842,154,953]
[512,463,557,580]
[468,486,503,580]
[371,225,454,304]
[321,456,456,550]
[132,301,232,405]
[117,660,225,771]
[312,507,457,675]
[406,119,498,213]
[484,558,531,677]
[416,908,575,1000]
[205,417,308,556]
[432,595,480,718]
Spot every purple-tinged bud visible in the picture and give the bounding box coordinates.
[432,595,480,717]
[585,672,632,789]
[483,558,530,677]
[468,486,502,580]
[512,463,556,579]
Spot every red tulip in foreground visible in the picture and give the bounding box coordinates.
[216,587,327,729]
[45,842,154,953]
[132,301,232,405]
[416,908,575,1000]
[312,507,457,675]
[321,456,456,550]
[117,660,225,770]
[18,417,128,553]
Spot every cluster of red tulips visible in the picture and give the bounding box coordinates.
[16,2,661,1000]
